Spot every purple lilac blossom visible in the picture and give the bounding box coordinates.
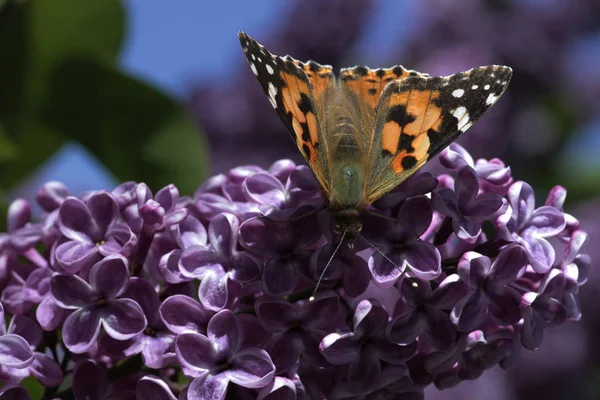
[0,150,591,399]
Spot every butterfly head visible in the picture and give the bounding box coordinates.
[333,210,362,248]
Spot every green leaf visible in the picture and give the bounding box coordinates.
[38,56,209,194]
[20,376,44,400]
[0,120,19,162]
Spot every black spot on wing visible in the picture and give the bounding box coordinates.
[368,88,377,95]
[401,155,417,170]
[386,105,417,126]
[398,133,415,153]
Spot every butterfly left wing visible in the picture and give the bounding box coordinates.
[238,32,334,194]
[366,65,512,203]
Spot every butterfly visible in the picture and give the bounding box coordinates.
[238,31,512,244]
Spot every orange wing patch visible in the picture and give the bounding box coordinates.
[340,66,422,110]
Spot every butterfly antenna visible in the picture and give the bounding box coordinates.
[310,230,347,301]
[355,231,407,276]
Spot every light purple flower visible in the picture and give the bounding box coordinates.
[0,303,34,384]
[498,181,566,272]
[432,166,507,243]
[180,213,260,310]
[159,294,213,336]
[51,255,147,353]
[55,191,137,273]
[176,310,275,400]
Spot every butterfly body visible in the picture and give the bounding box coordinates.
[238,32,512,239]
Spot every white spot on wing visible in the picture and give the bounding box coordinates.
[484,84,490,90]
[251,54,256,60]
[453,106,468,121]
[250,63,258,76]
[452,89,465,98]
[268,82,277,108]
[486,92,500,105]
[453,106,470,131]
[266,64,274,75]
[472,85,479,89]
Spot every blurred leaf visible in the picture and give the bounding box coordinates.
[38,56,208,195]
[20,376,44,400]
[0,121,19,161]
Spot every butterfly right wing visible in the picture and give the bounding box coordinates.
[238,32,332,195]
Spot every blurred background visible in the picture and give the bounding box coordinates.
[0,0,599,398]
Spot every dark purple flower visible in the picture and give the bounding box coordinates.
[239,208,321,295]
[432,166,508,244]
[55,191,137,273]
[373,172,439,211]
[51,255,147,353]
[180,213,260,310]
[329,364,416,400]
[1,266,51,315]
[99,278,176,368]
[256,291,341,372]
[72,359,136,400]
[320,299,417,393]
[388,275,466,350]
[451,244,528,332]
[176,310,275,400]
[499,181,566,273]
[0,386,30,400]
[257,375,306,400]
[364,196,441,286]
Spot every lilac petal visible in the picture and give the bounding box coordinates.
[124,278,160,325]
[37,182,69,212]
[457,252,490,287]
[453,216,481,242]
[527,206,566,237]
[101,299,147,340]
[429,274,469,309]
[199,269,236,311]
[228,348,275,388]
[51,273,95,309]
[141,334,176,369]
[29,353,62,387]
[89,255,129,299]
[238,314,268,349]
[8,315,41,347]
[348,349,381,393]
[545,185,567,209]
[264,332,301,372]
[374,337,417,363]
[508,181,535,229]
[466,193,506,219]
[160,295,212,335]
[353,300,389,337]
[62,308,102,353]
[486,286,521,324]
[439,143,474,170]
[243,173,286,206]
[523,237,555,273]
[175,216,207,249]
[320,332,359,365]
[398,196,433,237]
[0,334,34,367]
[54,240,100,273]
[187,374,228,400]
[403,241,441,280]
[301,291,340,330]
[99,334,143,359]
[262,259,298,295]
[155,184,179,211]
[230,252,260,282]
[136,377,177,400]
[255,298,296,331]
[100,223,137,258]
[72,360,109,400]
[7,199,30,232]
[36,296,69,331]
[520,295,545,350]
[176,332,214,372]
[0,386,31,400]
[159,250,189,284]
[207,310,243,358]
[386,311,422,346]
[370,254,404,288]
[268,159,296,181]
[58,197,94,242]
[208,213,238,257]
[180,246,222,279]
[451,290,486,332]
[455,167,479,206]
[87,191,119,235]
[488,244,527,284]
[1,285,35,315]
[431,189,459,218]
[162,208,188,229]
[257,376,296,400]
[423,308,457,350]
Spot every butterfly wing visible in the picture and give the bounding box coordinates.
[238,32,334,195]
[338,65,429,157]
[366,65,512,203]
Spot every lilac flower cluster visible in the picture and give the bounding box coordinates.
[0,145,590,400]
